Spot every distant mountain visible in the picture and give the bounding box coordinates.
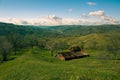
[47,25,120,36]
[0,22,62,38]
[0,22,120,37]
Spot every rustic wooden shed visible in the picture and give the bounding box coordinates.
[56,46,89,60]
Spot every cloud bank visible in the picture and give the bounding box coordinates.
[89,10,118,24]
[0,10,118,26]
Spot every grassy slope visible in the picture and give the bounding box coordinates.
[0,47,120,80]
[50,33,120,52]
[47,25,120,36]
[0,23,120,80]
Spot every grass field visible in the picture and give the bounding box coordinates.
[0,47,119,80]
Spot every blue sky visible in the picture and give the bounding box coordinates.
[0,0,120,25]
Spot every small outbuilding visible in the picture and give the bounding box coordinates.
[55,46,89,60]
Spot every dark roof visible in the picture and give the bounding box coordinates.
[56,46,89,60]
[69,46,81,52]
[57,51,89,60]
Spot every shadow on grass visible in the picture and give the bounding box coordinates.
[0,57,16,64]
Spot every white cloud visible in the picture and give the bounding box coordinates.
[43,15,62,22]
[87,2,96,6]
[0,13,119,25]
[100,16,118,24]
[89,10,118,24]
[0,15,62,26]
[89,10,104,16]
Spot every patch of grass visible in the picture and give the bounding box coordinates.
[0,47,120,80]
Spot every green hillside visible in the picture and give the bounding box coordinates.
[47,25,120,36]
[0,22,62,38]
[0,47,120,80]
[45,33,120,59]
[0,23,120,80]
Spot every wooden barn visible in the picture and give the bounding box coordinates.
[55,46,89,60]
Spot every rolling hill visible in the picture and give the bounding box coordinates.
[0,22,120,80]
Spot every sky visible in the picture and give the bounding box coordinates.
[0,0,120,25]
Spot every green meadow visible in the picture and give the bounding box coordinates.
[0,47,120,80]
[0,23,120,80]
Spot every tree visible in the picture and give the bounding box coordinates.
[23,34,38,48]
[7,34,22,55]
[0,37,12,61]
[38,39,49,49]
[47,41,69,56]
